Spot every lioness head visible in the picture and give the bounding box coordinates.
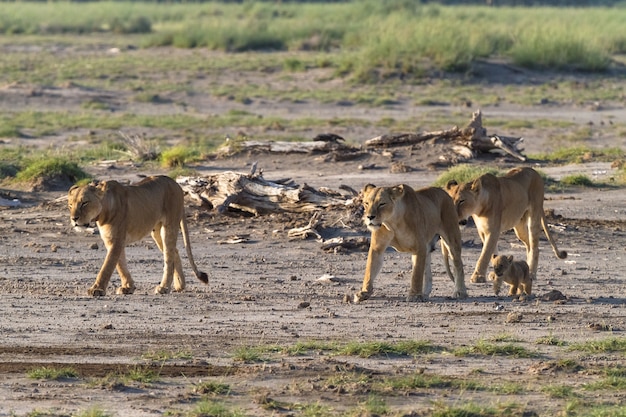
[445,179,480,224]
[360,184,405,231]
[491,254,514,277]
[68,182,104,227]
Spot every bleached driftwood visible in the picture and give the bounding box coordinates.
[177,171,351,216]
[288,211,323,240]
[218,139,356,155]
[365,110,526,162]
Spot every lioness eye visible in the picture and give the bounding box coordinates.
[458,199,465,206]
[80,202,88,208]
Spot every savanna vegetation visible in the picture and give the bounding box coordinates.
[0,1,624,186]
[1,1,625,73]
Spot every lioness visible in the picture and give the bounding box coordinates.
[354,184,466,303]
[445,167,567,283]
[489,254,532,296]
[68,176,208,296]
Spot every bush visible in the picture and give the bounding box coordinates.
[16,157,88,184]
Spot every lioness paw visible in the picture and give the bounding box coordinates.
[154,285,171,295]
[88,287,106,297]
[116,286,136,295]
[353,291,371,303]
[406,294,425,302]
[454,289,468,299]
[470,273,487,283]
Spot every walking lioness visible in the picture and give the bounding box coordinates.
[445,167,567,283]
[354,184,466,302]
[68,176,208,296]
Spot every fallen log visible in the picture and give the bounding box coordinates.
[177,171,352,216]
[218,139,356,155]
[365,110,526,162]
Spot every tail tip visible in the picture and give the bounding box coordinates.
[558,250,567,259]
[197,271,209,284]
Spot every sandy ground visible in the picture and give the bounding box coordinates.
[1,48,626,417]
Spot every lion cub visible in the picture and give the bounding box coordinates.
[489,254,531,297]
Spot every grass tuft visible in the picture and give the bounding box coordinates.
[569,337,626,354]
[15,157,89,184]
[433,164,501,188]
[454,339,535,358]
[27,366,78,380]
[338,340,438,358]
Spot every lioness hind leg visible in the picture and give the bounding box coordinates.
[440,237,467,299]
[152,228,186,293]
[154,223,180,295]
[171,248,186,292]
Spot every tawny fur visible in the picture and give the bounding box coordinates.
[68,176,208,296]
[445,167,567,284]
[355,184,466,303]
[489,254,532,296]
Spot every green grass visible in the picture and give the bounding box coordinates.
[383,372,482,391]
[231,346,263,363]
[160,145,203,168]
[193,381,231,396]
[74,407,113,417]
[15,157,89,184]
[27,366,78,380]
[569,337,626,353]
[542,384,576,398]
[564,401,626,417]
[561,174,595,187]
[126,366,159,384]
[536,334,567,346]
[337,340,438,358]
[530,146,624,164]
[187,399,245,417]
[1,2,625,77]
[453,339,536,358]
[282,340,338,355]
[430,401,528,417]
[433,164,502,188]
[142,349,193,361]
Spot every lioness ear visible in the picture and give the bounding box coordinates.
[445,180,458,190]
[470,177,482,193]
[492,254,498,259]
[390,184,405,200]
[360,184,376,199]
[507,255,514,262]
[362,184,376,193]
[95,180,108,193]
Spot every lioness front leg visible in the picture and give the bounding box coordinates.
[114,249,136,295]
[472,231,500,283]
[354,247,384,302]
[407,248,427,302]
[89,243,123,297]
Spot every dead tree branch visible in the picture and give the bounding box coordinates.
[365,110,526,162]
[177,171,352,216]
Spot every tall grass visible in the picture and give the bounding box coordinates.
[1,2,624,75]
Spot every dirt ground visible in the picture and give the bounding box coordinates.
[1,48,626,416]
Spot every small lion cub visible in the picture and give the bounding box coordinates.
[489,254,532,297]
